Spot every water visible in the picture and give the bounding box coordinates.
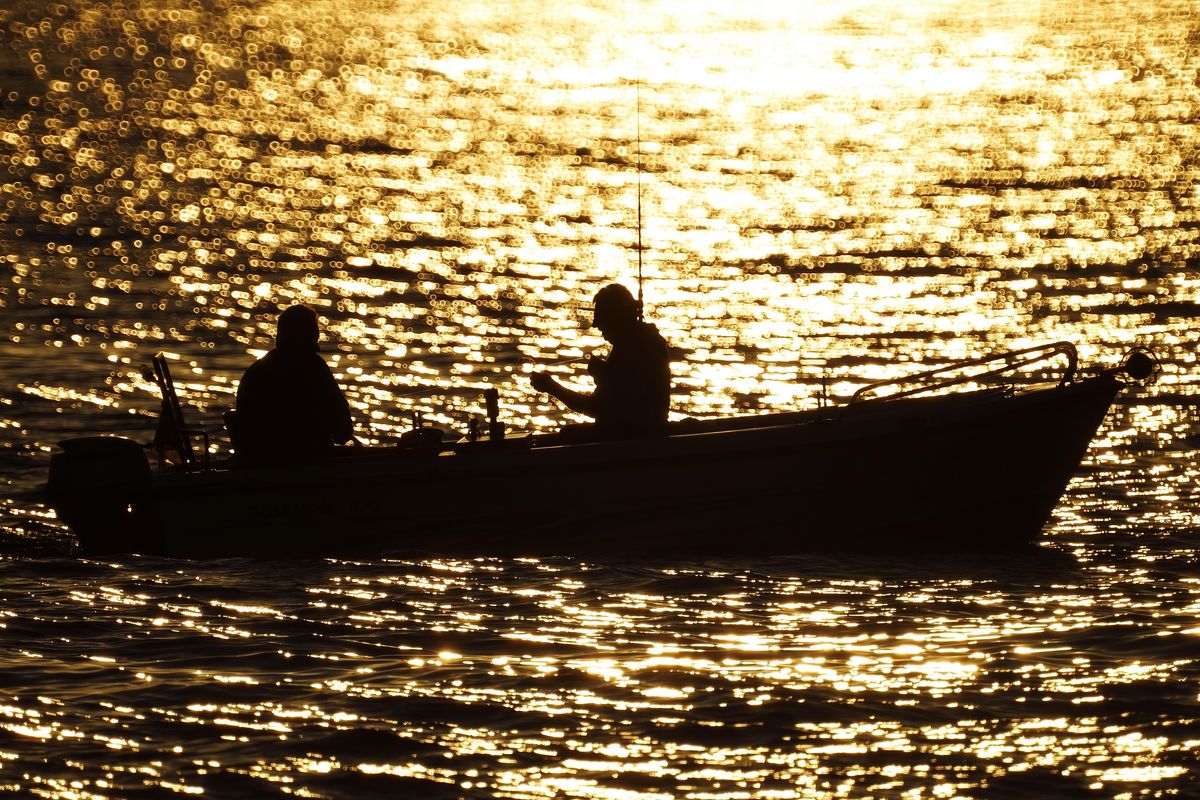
[1,0,1199,796]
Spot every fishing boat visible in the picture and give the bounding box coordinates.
[45,343,1154,559]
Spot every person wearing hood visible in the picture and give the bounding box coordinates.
[234,304,353,465]
[530,283,670,440]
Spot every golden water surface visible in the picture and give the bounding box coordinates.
[0,1,1199,798]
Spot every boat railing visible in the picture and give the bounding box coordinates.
[849,341,1079,405]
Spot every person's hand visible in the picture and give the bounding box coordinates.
[530,371,555,394]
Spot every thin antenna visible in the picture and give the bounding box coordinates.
[635,52,645,321]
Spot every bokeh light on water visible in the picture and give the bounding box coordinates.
[4,0,1199,435]
[1,0,1199,797]
[2,554,1198,798]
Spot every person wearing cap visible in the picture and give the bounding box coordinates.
[530,283,670,440]
[233,304,353,465]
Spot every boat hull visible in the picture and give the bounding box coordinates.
[57,374,1124,558]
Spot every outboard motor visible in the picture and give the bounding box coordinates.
[46,436,153,553]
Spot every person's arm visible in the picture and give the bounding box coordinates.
[232,362,268,460]
[530,372,598,418]
[318,359,353,443]
[329,391,353,444]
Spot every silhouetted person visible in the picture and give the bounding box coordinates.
[531,283,670,439]
[234,304,353,465]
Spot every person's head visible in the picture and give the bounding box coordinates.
[591,283,640,341]
[275,304,320,353]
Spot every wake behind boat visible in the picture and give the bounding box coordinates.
[45,343,1155,559]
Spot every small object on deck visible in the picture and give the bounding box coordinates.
[485,387,505,441]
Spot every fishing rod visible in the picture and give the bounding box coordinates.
[635,66,644,321]
[634,46,645,322]
[523,353,590,367]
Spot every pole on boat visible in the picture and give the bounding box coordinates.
[484,386,504,441]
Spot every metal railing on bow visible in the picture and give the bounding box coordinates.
[849,342,1079,405]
